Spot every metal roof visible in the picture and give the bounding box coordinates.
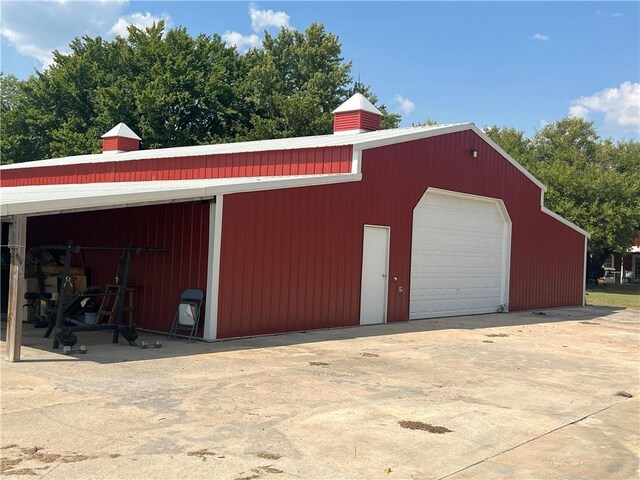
[0,123,468,170]
[101,122,141,140]
[0,174,360,217]
[332,93,382,115]
[0,122,552,214]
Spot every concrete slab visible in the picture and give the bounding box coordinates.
[1,306,638,479]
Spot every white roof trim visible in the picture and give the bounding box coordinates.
[541,206,590,238]
[470,125,547,193]
[0,123,548,198]
[350,124,547,192]
[0,174,361,217]
[101,122,141,140]
[333,93,382,115]
[0,124,465,170]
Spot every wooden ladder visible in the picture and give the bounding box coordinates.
[97,284,135,325]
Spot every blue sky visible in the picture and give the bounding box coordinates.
[2,1,639,139]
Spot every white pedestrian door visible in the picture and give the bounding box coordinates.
[360,226,390,325]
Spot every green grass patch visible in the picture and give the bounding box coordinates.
[586,284,640,309]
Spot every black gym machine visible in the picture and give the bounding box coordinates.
[36,240,166,349]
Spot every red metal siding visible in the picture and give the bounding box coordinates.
[333,111,381,132]
[0,146,353,187]
[103,137,140,152]
[217,130,586,339]
[26,202,209,334]
[360,111,382,131]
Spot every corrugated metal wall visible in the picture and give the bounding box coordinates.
[1,146,353,187]
[103,137,140,152]
[333,111,380,132]
[27,201,209,333]
[217,130,586,338]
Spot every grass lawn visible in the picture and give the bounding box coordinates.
[586,284,640,309]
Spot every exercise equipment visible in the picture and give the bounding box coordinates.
[39,241,165,349]
[43,286,102,338]
[56,329,78,347]
[23,291,53,328]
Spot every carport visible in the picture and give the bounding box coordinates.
[1,174,357,361]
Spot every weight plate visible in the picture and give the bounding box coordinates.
[119,326,138,341]
[57,330,78,347]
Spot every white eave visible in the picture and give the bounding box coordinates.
[101,122,141,140]
[0,174,361,217]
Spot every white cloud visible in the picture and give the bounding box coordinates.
[221,4,291,53]
[221,31,262,52]
[0,26,56,67]
[531,33,549,41]
[394,94,416,115]
[109,12,172,38]
[0,1,171,70]
[611,12,623,18]
[569,82,640,134]
[249,4,290,32]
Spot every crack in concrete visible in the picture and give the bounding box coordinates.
[437,398,632,480]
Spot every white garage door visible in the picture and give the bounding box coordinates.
[410,189,510,319]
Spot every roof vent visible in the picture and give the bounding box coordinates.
[101,123,141,154]
[332,93,383,135]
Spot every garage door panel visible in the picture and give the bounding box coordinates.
[410,190,509,320]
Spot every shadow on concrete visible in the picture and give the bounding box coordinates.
[1,305,632,365]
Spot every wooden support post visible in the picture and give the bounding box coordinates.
[6,215,27,363]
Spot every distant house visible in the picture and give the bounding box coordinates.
[603,236,640,284]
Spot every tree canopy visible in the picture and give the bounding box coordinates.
[485,118,640,278]
[0,21,399,164]
[3,22,638,283]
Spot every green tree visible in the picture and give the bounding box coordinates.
[412,118,439,127]
[239,24,355,139]
[486,119,640,280]
[483,126,532,167]
[348,80,400,129]
[2,22,396,164]
[1,72,56,163]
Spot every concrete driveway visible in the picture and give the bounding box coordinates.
[1,306,638,479]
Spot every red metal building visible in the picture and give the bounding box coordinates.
[1,93,589,342]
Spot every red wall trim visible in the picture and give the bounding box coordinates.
[217,130,585,339]
[1,146,353,187]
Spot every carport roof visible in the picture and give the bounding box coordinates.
[0,173,360,217]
